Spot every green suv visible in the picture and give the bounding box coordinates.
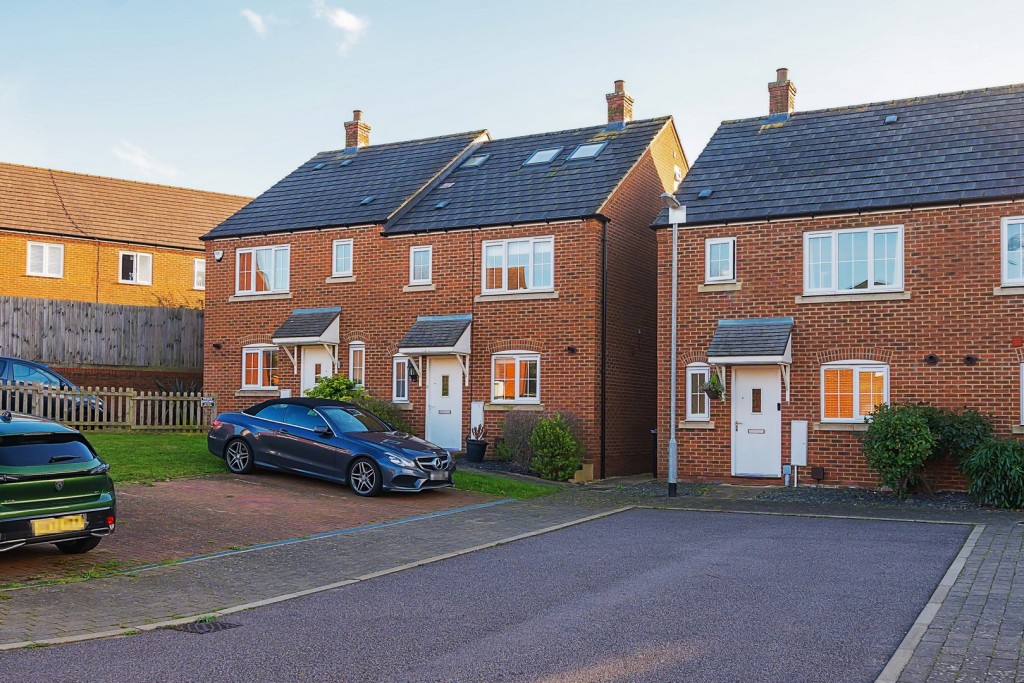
[0,411,116,554]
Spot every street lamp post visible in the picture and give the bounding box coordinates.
[661,193,685,497]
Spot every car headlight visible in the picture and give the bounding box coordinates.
[385,452,416,468]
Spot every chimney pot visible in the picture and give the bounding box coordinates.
[606,80,634,126]
[775,68,788,83]
[767,67,797,117]
[344,110,371,149]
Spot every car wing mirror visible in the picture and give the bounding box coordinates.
[314,425,333,437]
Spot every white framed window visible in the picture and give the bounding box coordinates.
[332,238,353,277]
[685,364,711,421]
[482,236,554,294]
[409,245,432,285]
[193,258,206,290]
[1001,217,1024,286]
[26,241,64,278]
[803,225,903,295]
[820,361,889,422]
[705,237,735,283]
[119,251,153,285]
[393,355,409,403]
[491,352,540,403]
[349,342,365,386]
[242,344,279,389]
[236,245,289,294]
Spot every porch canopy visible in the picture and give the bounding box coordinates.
[271,307,341,373]
[707,317,794,400]
[398,314,472,385]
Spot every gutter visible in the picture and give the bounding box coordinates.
[600,217,609,480]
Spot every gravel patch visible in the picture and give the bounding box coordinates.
[755,486,984,510]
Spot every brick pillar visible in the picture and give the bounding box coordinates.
[606,80,634,125]
[344,110,371,149]
[768,68,797,116]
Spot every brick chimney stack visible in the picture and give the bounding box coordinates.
[606,80,634,126]
[768,68,797,117]
[344,110,371,149]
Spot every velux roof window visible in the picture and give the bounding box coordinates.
[524,148,562,166]
[461,154,490,169]
[568,142,606,161]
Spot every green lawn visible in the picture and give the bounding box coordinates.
[86,432,560,499]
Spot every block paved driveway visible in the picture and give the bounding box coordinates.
[0,471,490,586]
[1,509,968,683]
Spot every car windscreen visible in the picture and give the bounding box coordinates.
[0,433,97,467]
[318,407,390,433]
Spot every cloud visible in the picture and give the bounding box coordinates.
[241,8,268,36]
[112,141,179,180]
[312,0,368,54]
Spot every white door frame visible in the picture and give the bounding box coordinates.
[425,356,463,450]
[301,346,334,395]
[730,365,783,477]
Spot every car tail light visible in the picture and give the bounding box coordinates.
[107,515,116,527]
[212,419,222,427]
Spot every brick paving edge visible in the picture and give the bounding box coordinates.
[874,524,986,683]
[0,505,634,651]
[634,504,981,526]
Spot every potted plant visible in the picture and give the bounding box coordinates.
[701,373,725,400]
[465,424,488,463]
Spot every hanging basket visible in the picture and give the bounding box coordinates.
[704,388,723,400]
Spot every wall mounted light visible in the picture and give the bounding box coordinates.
[213,250,224,262]
[407,359,419,383]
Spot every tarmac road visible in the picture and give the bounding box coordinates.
[0,509,968,683]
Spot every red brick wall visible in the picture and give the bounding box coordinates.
[51,366,203,392]
[656,201,1024,490]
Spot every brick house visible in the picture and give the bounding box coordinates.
[202,82,686,477]
[0,162,250,388]
[653,71,1024,489]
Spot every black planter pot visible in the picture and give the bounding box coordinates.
[704,388,723,400]
[465,439,488,463]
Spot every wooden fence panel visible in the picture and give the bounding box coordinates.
[0,296,203,369]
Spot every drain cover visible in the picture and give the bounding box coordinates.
[166,620,241,635]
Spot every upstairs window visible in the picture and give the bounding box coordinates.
[409,245,432,285]
[705,237,736,283]
[119,251,153,285]
[26,242,64,278]
[461,154,489,169]
[242,344,279,390]
[491,352,540,404]
[821,361,888,422]
[482,236,554,294]
[567,142,606,161]
[236,245,289,295]
[524,148,562,166]
[193,258,206,290]
[1001,217,1024,286]
[332,239,353,278]
[803,226,903,295]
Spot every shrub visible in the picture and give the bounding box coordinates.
[354,396,414,435]
[919,406,993,463]
[530,413,583,482]
[960,438,1024,509]
[498,411,542,469]
[304,374,366,402]
[862,402,935,497]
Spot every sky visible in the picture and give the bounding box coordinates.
[1,0,1022,198]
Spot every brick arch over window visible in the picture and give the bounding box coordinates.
[488,339,542,354]
[815,348,893,365]
[345,331,370,344]
[1015,348,1024,363]
[680,352,709,366]
[239,334,273,347]
[384,344,400,357]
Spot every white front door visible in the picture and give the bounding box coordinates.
[301,346,334,395]
[731,366,782,477]
[426,356,463,451]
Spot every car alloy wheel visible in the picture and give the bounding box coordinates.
[349,459,381,497]
[225,439,253,474]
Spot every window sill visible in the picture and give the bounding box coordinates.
[475,291,558,303]
[403,283,436,292]
[234,389,280,398]
[698,282,741,293]
[679,420,715,430]
[1012,425,1024,434]
[392,402,414,411]
[993,286,1024,296]
[117,281,152,287]
[813,421,868,432]
[795,292,910,304]
[27,273,64,279]
[484,403,545,412]
[228,292,293,302]
[325,275,356,284]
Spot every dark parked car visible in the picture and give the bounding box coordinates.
[0,356,104,418]
[207,398,455,496]
[0,411,116,554]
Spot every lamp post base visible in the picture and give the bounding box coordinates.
[668,482,677,497]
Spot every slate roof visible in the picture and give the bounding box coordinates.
[387,117,672,234]
[272,307,341,340]
[0,162,250,250]
[203,131,485,240]
[654,84,1024,227]
[707,318,793,357]
[398,315,472,349]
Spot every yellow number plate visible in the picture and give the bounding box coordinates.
[31,514,86,536]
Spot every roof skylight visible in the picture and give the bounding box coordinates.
[568,142,606,161]
[339,159,353,166]
[884,114,898,124]
[434,200,450,209]
[698,189,713,199]
[461,154,490,169]
[312,162,326,170]
[524,147,562,166]
[359,196,375,205]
